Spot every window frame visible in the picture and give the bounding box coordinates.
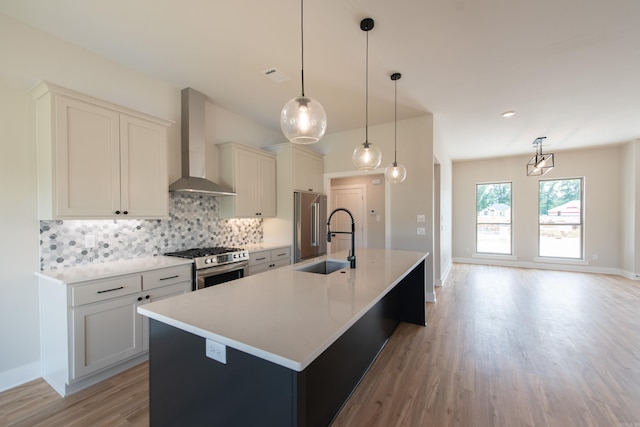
[475,181,513,255]
[537,177,584,260]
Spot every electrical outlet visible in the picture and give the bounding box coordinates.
[417,227,426,235]
[206,339,227,364]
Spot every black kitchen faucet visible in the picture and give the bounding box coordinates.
[327,208,356,268]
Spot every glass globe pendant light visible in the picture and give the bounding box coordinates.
[352,18,382,170]
[280,0,327,144]
[384,72,407,183]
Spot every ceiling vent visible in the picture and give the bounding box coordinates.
[262,68,290,84]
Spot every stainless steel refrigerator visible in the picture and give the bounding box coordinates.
[294,191,327,263]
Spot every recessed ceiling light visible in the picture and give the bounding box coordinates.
[501,110,516,118]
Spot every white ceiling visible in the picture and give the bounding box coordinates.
[1,0,639,160]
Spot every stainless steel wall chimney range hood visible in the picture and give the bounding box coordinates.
[169,87,236,196]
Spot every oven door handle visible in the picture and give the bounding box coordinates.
[198,262,249,277]
[197,261,248,291]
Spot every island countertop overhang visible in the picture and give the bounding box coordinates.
[137,248,429,371]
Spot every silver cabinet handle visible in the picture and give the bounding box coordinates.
[97,286,124,294]
[311,202,319,247]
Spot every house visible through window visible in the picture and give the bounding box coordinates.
[539,178,583,259]
[476,182,512,254]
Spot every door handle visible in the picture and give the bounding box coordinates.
[311,202,319,247]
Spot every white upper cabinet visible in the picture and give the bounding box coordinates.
[218,142,277,218]
[292,147,324,193]
[31,82,171,219]
[266,144,324,194]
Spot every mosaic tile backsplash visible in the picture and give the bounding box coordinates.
[39,194,263,270]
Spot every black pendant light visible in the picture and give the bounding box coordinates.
[352,18,382,170]
[384,72,407,183]
[526,137,554,176]
[280,0,327,144]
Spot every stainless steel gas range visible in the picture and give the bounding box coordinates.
[164,247,249,291]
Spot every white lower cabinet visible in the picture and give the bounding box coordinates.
[72,293,142,379]
[248,247,291,275]
[39,262,191,396]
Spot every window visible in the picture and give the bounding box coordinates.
[539,178,583,259]
[476,182,512,254]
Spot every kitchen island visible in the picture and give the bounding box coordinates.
[138,248,428,426]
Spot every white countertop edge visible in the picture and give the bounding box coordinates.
[34,271,65,285]
[138,252,428,372]
[137,307,304,371]
[36,256,194,285]
[241,243,292,252]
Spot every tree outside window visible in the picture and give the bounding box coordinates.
[539,178,583,259]
[476,182,512,254]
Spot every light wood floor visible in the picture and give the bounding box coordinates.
[2,264,640,426]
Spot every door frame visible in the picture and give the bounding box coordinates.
[324,169,390,250]
[330,184,367,252]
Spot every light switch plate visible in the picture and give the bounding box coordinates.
[417,214,426,223]
[206,339,227,364]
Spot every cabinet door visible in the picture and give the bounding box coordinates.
[120,115,169,218]
[72,295,142,379]
[234,149,260,217]
[218,143,276,218]
[309,154,324,194]
[258,155,277,217]
[55,96,121,217]
[141,281,191,351]
[293,148,324,193]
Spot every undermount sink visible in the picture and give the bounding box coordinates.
[294,260,350,275]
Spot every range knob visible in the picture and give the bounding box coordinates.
[205,258,212,264]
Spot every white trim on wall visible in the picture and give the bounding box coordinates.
[0,361,41,393]
[453,257,622,276]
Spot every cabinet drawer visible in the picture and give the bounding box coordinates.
[248,257,290,276]
[72,275,141,306]
[270,247,291,262]
[249,251,271,266]
[143,265,192,290]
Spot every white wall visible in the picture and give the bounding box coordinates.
[0,13,280,391]
[0,78,41,389]
[433,119,454,285]
[320,115,453,302]
[452,145,623,274]
[621,140,640,278]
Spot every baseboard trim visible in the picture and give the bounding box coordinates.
[621,270,640,281]
[50,353,149,397]
[0,361,41,393]
[426,291,436,303]
[453,257,622,276]
[439,260,453,287]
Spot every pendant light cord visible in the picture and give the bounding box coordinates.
[393,77,397,163]
[300,0,305,97]
[365,27,369,143]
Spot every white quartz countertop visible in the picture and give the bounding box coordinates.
[36,256,193,285]
[138,248,428,371]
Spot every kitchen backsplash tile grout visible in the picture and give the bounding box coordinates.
[39,194,262,270]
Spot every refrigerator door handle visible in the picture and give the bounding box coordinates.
[311,202,319,247]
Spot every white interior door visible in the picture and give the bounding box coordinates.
[329,185,366,254]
